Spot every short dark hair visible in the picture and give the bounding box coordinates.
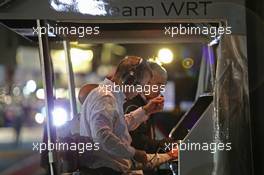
[115,56,152,84]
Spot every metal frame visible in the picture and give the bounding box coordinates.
[37,20,79,175]
[63,40,78,120]
[37,19,57,175]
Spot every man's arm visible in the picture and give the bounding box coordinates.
[125,107,149,131]
[125,96,164,131]
[131,152,178,170]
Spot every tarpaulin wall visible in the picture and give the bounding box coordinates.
[212,35,253,175]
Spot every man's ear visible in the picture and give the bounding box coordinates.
[78,84,99,104]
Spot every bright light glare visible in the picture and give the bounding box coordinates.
[35,113,45,124]
[148,58,162,66]
[4,96,12,105]
[50,0,107,16]
[36,89,45,100]
[56,88,67,99]
[26,80,37,93]
[23,87,30,96]
[182,58,194,69]
[157,48,174,64]
[52,48,93,73]
[70,48,93,66]
[13,87,21,96]
[77,0,107,16]
[41,107,46,117]
[57,0,72,5]
[52,107,68,127]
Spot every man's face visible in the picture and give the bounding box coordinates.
[145,71,166,100]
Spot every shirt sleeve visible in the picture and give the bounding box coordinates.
[89,95,136,159]
[131,153,173,170]
[125,107,149,131]
[146,153,172,168]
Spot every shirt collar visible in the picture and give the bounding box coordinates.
[102,78,126,104]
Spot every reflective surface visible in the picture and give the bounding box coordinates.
[50,0,108,16]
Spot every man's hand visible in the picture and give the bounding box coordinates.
[167,146,178,160]
[143,96,164,115]
[134,149,148,164]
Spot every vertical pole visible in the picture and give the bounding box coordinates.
[37,19,56,175]
[63,40,78,120]
[207,45,216,87]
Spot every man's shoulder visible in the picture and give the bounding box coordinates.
[85,85,116,104]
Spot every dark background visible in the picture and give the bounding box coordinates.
[246,0,264,174]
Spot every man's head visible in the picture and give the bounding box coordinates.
[112,56,152,100]
[145,61,168,100]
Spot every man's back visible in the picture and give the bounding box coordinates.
[79,79,134,172]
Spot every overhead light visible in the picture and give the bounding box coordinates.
[157,48,174,64]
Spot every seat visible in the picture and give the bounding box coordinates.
[57,84,100,174]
